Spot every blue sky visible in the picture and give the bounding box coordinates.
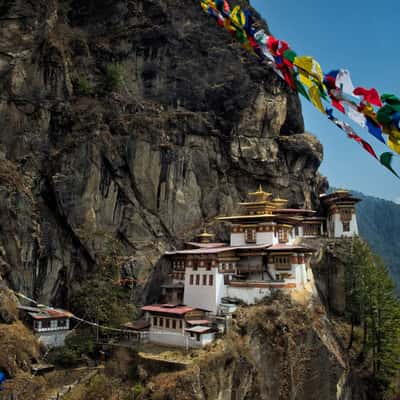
[250,0,400,203]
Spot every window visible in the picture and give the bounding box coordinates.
[166,319,170,328]
[57,319,67,328]
[179,320,183,329]
[343,221,350,232]
[34,321,39,330]
[209,275,214,286]
[206,263,211,271]
[190,275,194,285]
[42,320,51,329]
[196,275,200,286]
[278,228,288,243]
[159,318,164,327]
[193,263,198,271]
[153,317,158,326]
[294,226,299,236]
[245,228,256,243]
[203,275,207,285]
[274,256,290,265]
[172,320,177,329]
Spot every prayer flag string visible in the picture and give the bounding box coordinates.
[199,0,400,179]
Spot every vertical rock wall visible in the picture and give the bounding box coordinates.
[0,0,326,304]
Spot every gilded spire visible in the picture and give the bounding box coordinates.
[248,185,271,199]
[197,228,214,243]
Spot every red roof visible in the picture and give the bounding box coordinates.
[167,243,271,255]
[142,304,195,315]
[122,320,150,331]
[166,247,236,255]
[29,308,72,320]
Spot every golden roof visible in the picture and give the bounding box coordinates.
[197,229,214,238]
[272,197,288,203]
[248,184,271,198]
[196,228,215,243]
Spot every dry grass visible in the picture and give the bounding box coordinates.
[0,320,40,377]
[0,286,18,323]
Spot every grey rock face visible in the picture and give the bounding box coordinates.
[0,0,325,304]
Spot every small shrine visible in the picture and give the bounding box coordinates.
[320,189,361,238]
[18,305,72,348]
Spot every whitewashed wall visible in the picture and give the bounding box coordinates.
[184,267,225,313]
[332,213,358,237]
[230,233,245,246]
[188,332,216,348]
[226,286,272,304]
[37,331,69,348]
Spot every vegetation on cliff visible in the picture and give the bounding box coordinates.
[344,238,400,396]
[354,191,400,292]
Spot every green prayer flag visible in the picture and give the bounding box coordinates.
[283,49,297,63]
[380,152,399,178]
[381,93,400,107]
[294,75,310,101]
[377,105,395,127]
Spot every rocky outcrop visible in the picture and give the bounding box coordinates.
[139,295,358,400]
[0,0,325,304]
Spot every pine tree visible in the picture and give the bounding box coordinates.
[344,238,400,396]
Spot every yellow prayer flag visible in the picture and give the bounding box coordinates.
[294,56,323,84]
[388,135,400,154]
[309,86,325,114]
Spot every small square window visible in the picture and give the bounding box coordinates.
[42,320,51,329]
[343,222,350,232]
[57,319,67,328]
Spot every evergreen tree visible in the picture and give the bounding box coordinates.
[345,238,400,396]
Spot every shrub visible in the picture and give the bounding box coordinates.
[104,64,123,92]
[75,77,93,96]
[49,332,95,367]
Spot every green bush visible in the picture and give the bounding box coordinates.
[49,332,96,367]
[104,64,123,92]
[75,77,93,96]
[71,269,136,331]
[132,383,144,397]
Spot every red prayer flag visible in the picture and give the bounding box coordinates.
[353,87,383,107]
[347,132,378,159]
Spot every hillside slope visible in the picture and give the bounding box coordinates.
[355,192,400,291]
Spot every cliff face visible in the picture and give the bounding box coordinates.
[139,296,360,400]
[0,0,325,303]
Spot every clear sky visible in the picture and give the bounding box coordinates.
[250,0,400,203]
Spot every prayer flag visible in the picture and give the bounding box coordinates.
[353,87,383,107]
[380,152,399,178]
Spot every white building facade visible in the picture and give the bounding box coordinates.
[142,304,216,348]
[320,190,360,238]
